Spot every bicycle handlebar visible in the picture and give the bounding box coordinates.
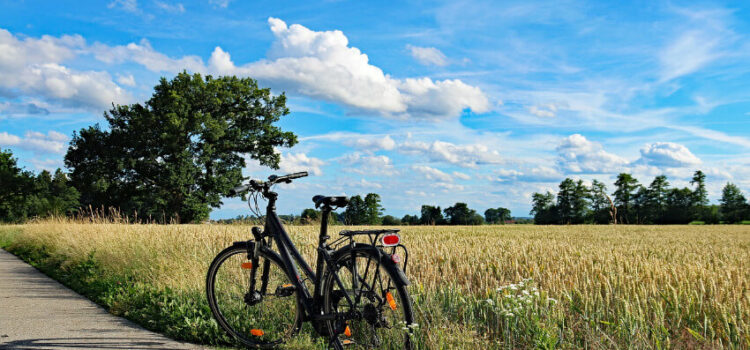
[229,171,309,196]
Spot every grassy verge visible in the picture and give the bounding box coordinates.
[1,223,747,349]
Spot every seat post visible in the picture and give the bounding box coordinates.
[318,206,331,244]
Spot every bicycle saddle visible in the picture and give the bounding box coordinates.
[312,195,349,209]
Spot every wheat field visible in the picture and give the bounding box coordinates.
[1,222,748,349]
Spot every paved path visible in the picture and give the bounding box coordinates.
[0,249,207,350]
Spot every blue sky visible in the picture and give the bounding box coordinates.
[1,0,749,219]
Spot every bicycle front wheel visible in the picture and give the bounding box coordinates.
[206,244,300,348]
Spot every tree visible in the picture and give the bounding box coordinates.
[645,175,670,224]
[690,170,709,221]
[420,205,444,225]
[720,183,748,223]
[65,72,297,223]
[556,178,589,224]
[0,150,33,222]
[614,173,640,224]
[401,214,420,225]
[485,207,512,224]
[381,215,401,225]
[343,195,367,224]
[31,169,80,217]
[531,191,557,224]
[300,208,319,224]
[663,187,693,224]
[363,193,384,225]
[444,202,483,225]
[589,180,611,224]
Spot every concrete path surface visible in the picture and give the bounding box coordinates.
[0,249,207,350]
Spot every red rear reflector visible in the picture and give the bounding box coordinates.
[241,262,253,269]
[381,234,400,246]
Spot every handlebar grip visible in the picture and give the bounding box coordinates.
[286,171,308,179]
[229,184,250,196]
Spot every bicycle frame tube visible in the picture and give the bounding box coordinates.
[264,193,318,316]
[262,192,356,322]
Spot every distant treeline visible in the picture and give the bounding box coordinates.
[531,171,750,225]
[1,150,80,222]
[218,192,530,226]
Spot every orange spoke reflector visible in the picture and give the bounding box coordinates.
[250,329,264,336]
[386,292,397,310]
[344,325,352,337]
[241,262,253,269]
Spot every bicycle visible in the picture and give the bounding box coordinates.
[206,172,415,349]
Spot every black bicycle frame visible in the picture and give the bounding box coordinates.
[260,191,354,322]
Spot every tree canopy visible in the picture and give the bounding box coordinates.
[65,72,297,223]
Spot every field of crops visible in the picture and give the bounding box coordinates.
[1,222,748,349]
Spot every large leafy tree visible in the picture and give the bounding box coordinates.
[65,72,297,223]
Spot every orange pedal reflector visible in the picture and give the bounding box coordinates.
[342,339,353,345]
[250,329,264,336]
[386,292,397,310]
[241,262,253,269]
[282,283,293,288]
[344,325,352,337]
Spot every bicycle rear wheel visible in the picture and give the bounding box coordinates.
[323,246,415,349]
[206,244,300,348]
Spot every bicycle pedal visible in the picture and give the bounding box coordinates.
[274,283,296,297]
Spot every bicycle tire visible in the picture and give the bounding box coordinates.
[322,245,415,349]
[206,244,301,348]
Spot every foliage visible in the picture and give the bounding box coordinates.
[720,183,749,224]
[0,149,80,222]
[65,72,297,223]
[419,205,444,225]
[400,214,420,225]
[613,173,640,224]
[484,207,511,224]
[343,193,383,225]
[531,170,750,225]
[530,192,557,225]
[443,202,484,225]
[381,215,401,225]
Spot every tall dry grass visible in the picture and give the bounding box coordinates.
[1,221,748,348]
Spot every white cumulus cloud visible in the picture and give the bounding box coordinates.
[401,140,502,168]
[411,165,453,182]
[205,18,489,119]
[0,29,130,110]
[279,152,324,175]
[637,142,701,168]
[0,131,68,154]
[556,134,628,173]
